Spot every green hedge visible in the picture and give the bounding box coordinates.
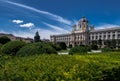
[0,52,120,81]
[0,36,11,44]
[101,47,113,52]
[69,45,91,55]
[98,66,120,81]
[1,41,26,55]
[17,42,57,56]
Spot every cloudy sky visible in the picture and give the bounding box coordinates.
[0,0,120,39]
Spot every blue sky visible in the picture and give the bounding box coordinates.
[0,0,120,39]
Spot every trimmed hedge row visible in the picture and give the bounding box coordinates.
[69,45,91,55]
[1,41,26,55]
[0,41,57,56]
[17,42,57,56]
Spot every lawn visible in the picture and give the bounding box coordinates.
[0,52,120,81]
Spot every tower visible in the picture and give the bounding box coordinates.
[78,17,89,45]
[78,17,89,32]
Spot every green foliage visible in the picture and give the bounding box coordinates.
[91,44,98,50]
[113,48,120,52]
[44,42,61,51]
[97,66,120,81]
[98,39,102,45]
[101,47,113,52]
[91,40,97,45]
[57,42,67,50]
[68,44,72,48]
[0,44,3,55]
[54,44,62,51]
[69,45,90,55]
[0,52,120,81]
[17,42,57,56]
[0,36,11,44]
[111,39,117,48]
[104,40,117,48]
[1,41,26,55]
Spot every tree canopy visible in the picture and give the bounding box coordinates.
[0,36,11,44]
[34,31,40,42]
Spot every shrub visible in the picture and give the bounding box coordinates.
[57,42,67,50]
[0,36,11,44]
[112,48,120,52]
[0,44,3,54]
[1,41,26,55]
[101,47,113,52]
[91,44,98,50]
[0,52,120,81]
[45,42,62,51]
[69,45,90,55]
[54,44,62,51]
[97,67,120,81]
[17,42,57,56]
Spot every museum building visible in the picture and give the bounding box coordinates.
[50,17,120,47]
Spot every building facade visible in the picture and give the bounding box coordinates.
[50,17,120,47]
[0,33,33,43]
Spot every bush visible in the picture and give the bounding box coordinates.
[0,44,3,55]
[113,48,120,52]
[69,45,90,55]
[17,42,57,56]
[0,36,11,44]
[57,42,67,50]
[101,47,113,52]
[45,42,62,51]
[54,44,62,51]
[1,41,26,55]
[97,67,120,81]
[91,44,98,50]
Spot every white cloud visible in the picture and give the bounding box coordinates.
[12,20,23,24]
[12,31,34,38]
[43,22,70,33]
[11,28,61,39]
[20,23,34,28]
[10,23,120,39]
[96,23,120,29]
[11,25,71,39]
[4,0,72,25]
[33,28,61,39]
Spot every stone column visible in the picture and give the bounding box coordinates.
[115,31,118,39]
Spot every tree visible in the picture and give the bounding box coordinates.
[34,31,40,42]
[0,36,11,44]
[118,39,120,48]
[104,40,111,47]
[91,40,97,45]
[91,44,98,50]
[69,45,90,55]
[98,39,102,46]
[17,42,57,56]
[1,41,26,55]
[57,42,67,50]
[111,39,117,48]
[104,40,117,48]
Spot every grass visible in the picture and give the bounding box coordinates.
[0,52,120,81]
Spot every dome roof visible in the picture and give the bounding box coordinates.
[79,17,88,22]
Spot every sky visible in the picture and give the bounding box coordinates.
[0,0,120,39]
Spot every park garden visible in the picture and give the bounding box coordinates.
[0,36,120,81]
